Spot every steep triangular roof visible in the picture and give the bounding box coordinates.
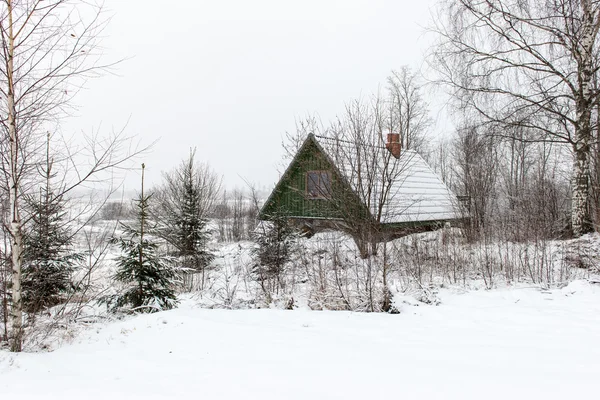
[259,134,349,220]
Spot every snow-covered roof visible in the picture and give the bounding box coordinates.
[313,135,460,224]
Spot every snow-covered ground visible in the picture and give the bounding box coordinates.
[1,281,599,399]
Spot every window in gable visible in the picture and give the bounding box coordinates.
[306,170,332,199]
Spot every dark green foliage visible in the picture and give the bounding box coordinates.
[108,228,179,312]
[259,136,368,225]
[173,175,212,270]
[252,214,297,286]
[22,191,81,313]
[106,177,180,313]
[260,138,343,220]
[157,149,217,272]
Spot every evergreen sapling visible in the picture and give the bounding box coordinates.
[106,164,180,313]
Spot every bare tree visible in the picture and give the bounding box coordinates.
[387,67,432,154]
[281,114,326,161]
[317,95,428,259]
[431,0,600,237]
[451,123,500,240]
[282,94,438,311]
[0,1,144,352]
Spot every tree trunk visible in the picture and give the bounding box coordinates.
[571,0,596,237]
[381,242,391,312]
[572,141,592,236]
[352,234,369,259]
[138,164,145,302]
[6,0,23,352]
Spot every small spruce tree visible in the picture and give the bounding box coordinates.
[107,164,179,312]
[155,149,220,289]
[174,158,213,270]
[21,135,81,313]
[21,191,81,313]
[252,212,297,301]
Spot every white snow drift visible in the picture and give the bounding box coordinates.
[1,280,599,399]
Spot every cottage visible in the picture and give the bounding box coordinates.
[260,133,461,255]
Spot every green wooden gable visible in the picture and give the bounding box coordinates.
[259,134,366,222]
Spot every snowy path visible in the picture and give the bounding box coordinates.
[2,282,599,399]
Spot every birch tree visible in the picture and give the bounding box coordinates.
[0,1,141,352]
[431,0,600,237]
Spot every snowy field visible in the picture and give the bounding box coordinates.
[1,281,599,399]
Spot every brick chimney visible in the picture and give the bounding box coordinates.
[386,133,401,158]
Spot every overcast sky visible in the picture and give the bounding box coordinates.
[64,0,440,192]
